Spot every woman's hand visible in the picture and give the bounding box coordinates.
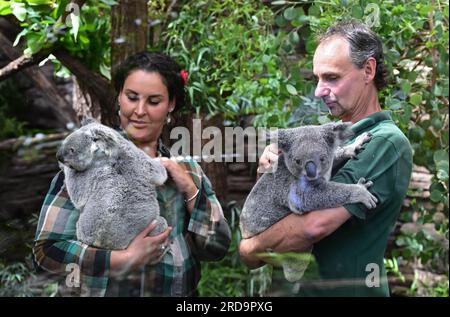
[257,143,280,173]
[158,157,198,202]
[110,221,172,277]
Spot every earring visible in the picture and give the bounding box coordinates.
[166,113,172,124]
[118,109,121,116]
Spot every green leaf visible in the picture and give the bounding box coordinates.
[13,29,27,47]
[56,0,71,18]
[23,47,33,57]
[283,7,297,21]
[433,85,443,96]
[38,53,56,67]
[351,5,364,19]
[99,63,111,80]
[388,99,403,110]
[305,39,316,54]
[430,190,443,203]
[289,31,300,45]
[275,15,288,27]
[286,84,298,95]
[26,33,46,54]
[0,0,12,15]
[419,4,432,16]
[308,5,320,17]
[79,34,90,46]
[27,0,53,5]
[434,150,449,166]
[11,2,26,22]
[436,157,449,170]
[282,41,293,53]
[431,117,443,130]
[401,81,411,94]
[409,93,422,106]
[69,13,80,41]
[437,169,449,181]
[408,127,425,141]
[99,0,118,5]
[318,115,331,124]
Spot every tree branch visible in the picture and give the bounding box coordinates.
[160,0,178,32]
[0,33,52,80]
[0,32,77,127]
[0,0,119,126]
[53,49,117,126]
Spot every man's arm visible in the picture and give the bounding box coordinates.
[239,206,352,269]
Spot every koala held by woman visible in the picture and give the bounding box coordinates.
[56,118,168,250]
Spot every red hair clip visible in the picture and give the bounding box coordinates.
[181,70,188,86]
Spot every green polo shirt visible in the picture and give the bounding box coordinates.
[293,111,413,297]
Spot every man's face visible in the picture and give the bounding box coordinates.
[313,36,367,122]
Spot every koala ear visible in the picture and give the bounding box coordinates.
[323,122,353,145]
[81,117,97,126]
[92,129,118,151]
[269,128,294,152]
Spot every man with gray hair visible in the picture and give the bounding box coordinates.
[239,21,413,296]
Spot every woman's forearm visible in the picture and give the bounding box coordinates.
[109,249,130,277]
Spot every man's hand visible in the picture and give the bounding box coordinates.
[239,237,265,269]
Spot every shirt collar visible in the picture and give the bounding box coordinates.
[350,111,392,134]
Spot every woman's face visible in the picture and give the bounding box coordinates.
[118,70,175,144]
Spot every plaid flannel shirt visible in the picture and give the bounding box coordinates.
[33,150,231,297]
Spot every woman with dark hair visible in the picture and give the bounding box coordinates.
[33,52,231,297]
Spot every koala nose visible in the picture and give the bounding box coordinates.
[305,161,317,178]
[56,148,64,163]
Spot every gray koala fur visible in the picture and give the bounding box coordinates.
[240,122,377,282]
[56,118,168,250]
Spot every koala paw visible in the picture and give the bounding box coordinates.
[354,132,372,148]
[356,178,378,209]
[357,177,373,188]
[344,132,372,159]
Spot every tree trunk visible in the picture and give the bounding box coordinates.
[111,0,148,76]
[53,49,116,126]
[0,32,77,128]
[163,112,228,204]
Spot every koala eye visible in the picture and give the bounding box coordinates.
[320,155,327,163]
[69,147,75,154]
[92,136,99,142]
[295,158,302,165]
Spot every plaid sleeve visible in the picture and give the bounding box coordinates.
[181,159,231,261]
[33,171,111,296]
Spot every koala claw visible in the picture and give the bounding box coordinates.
[354,132,372,147]
[340,132,371,160]
[363,193,378,209]
[350,132,372,157]
[356,178,378,209]
[357,177,373,188]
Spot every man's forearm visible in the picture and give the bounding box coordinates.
[250,213,316,254]
[239,207,352,267]
[239,213,315,269]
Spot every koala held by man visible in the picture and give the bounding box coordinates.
[56,118,168,250]
[240,122,377,281]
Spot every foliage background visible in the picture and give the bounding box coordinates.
[0,0,448,296]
